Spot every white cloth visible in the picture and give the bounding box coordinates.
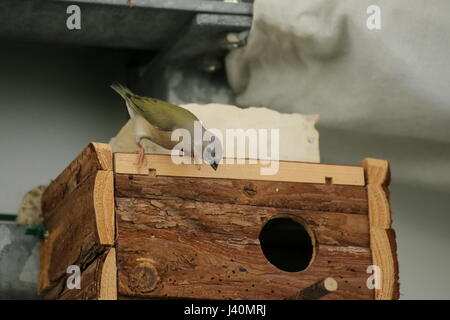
[226,0,450,142]
[110,103,320,163]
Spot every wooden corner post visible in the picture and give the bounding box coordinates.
[360,158,399,300]
[39,142,116,300]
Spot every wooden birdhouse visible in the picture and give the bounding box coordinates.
[39,142,399,300]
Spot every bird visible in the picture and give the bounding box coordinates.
[111,82,221,170]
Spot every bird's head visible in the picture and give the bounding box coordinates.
[208,149,220,171]
[203,134,222,171]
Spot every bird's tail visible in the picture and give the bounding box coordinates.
[111,82,134,100]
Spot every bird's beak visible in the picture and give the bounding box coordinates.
[211,162,219,171]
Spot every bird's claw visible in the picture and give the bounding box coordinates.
[135,142,146,167]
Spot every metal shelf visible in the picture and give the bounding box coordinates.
[0,0,252,51]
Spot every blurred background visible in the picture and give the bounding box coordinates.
[0,0,449,299]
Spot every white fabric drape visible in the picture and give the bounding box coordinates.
[226,0,450,142]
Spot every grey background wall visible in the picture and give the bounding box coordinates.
[0,43,449,299]
[320,128,450,299]
[0,43,129,214]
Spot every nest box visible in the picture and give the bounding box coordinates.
[39,143,399,300]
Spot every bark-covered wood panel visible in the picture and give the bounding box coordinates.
[44,251,106,300]
[39,173,106,295]
[43,248,116,300]
[116,198,369,247]
[115,174,368,214]
[41,142,112,217]
[115,196,373,300]
[39,143,115,299]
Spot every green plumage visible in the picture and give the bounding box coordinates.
[111,82,221,171]
[111,82,200,132]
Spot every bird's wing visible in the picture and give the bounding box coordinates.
[128,95,200,132]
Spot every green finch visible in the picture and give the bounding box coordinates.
[111,82,221,170]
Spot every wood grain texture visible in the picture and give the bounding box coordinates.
[41,142,112,218]
[360,158,399,300]
[39,171,115,296]
[99,248,117,300]
[40,142,115,298]
[44,254,102,300]
[115,174,368,215]
[116,197,369,247]
[38,142,381,300]
[44,249,116,300]
[94,171,115,245]
[115,197,374,300]
[114,153,365,186]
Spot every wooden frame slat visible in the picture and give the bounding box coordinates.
[99,248,117,300]
[114,153,365,186]
[360,158,399,300]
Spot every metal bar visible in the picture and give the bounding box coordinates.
[0,214,16,222]
[56,0,253,15]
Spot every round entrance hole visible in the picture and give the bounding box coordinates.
[259,217,314,272]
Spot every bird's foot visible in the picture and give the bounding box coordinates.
[135,142,146,167]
